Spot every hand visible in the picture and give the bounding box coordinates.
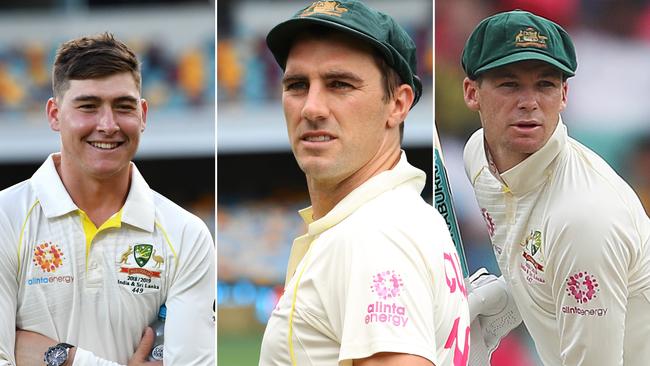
[127,327,163,366]
[466,268,522,366]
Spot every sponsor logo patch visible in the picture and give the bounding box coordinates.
[27,241,74,286]
[563,271,608,317]
[32,241,65,272]
[370,270,403,300]
[566,271,599,304]
[481,208,496,238]
[365,270,408,327]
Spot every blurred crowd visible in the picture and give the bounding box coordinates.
[0,36,214,119]
[216,1,432,103]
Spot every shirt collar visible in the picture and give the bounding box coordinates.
[298,151,425,235]
[121,164,155,232]
[499,118,567,195]
[30,153,155,232]
[31,154,77,217]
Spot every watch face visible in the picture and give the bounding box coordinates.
[45,346,68,366]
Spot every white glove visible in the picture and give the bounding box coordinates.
[467,268,522,366]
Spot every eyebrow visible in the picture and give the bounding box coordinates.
[281,70,364,86]
[72,95,139,104]
[322,70,363,84]
[281,74,306,87]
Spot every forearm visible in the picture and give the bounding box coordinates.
[71,349,123,366]
[15,330,123,366]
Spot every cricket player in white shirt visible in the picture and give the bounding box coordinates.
[460,10,650,366]
[259,1,469,365]
[0,33,214,366]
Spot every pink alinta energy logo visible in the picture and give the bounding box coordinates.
[481,208,495,237]
[370,270,403,300]
[566,271,599,304]
[366,270,409,327]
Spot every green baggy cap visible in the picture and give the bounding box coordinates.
[462,10,577,79]
[266,0,422,106]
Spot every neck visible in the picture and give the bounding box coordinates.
[307,148,401,220]
[489,147,529,173]
[54,154,131,227]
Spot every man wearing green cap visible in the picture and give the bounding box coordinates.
[461,9,650,366]
[260,1,469,365]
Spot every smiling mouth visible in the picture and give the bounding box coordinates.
[304,135,332,142]
[88,141,122,150]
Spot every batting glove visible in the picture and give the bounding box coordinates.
[467,268,522,366]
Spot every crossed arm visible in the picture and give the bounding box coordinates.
[14,328,160,366]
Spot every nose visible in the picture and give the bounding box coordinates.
[97,106,120,135]
[517,87,539,111]
[300,83,329,122]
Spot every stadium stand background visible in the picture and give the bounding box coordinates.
[0,0,216,304]
[218,0,650,365]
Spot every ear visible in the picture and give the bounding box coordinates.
[559,81,568,112]
[46,97,61,131]
[386,84,414,129]
[140,98,148,132]
[463,77,480,112]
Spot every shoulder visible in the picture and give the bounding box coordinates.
[333,188,453,262]
[151,190,212,241]
[0,179,36,251]
[543,153,643,264]
[0,179,37,224]
[550,138,644,229]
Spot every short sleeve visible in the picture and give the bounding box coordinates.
[334,226,438,364]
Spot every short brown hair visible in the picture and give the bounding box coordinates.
[52,32,141,98]
[373,53,405,142]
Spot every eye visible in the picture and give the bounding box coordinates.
[329,80,353,89]
[538,80,557,88]
[498,81,517,88]
[116,104,136,112]
[78,104,97,111]
[284,81,307,91]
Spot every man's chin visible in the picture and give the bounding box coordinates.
[85,162,131,180]
[298,159,339,181]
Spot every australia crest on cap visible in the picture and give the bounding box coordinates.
[300,1,349,17]
[515,27,548,49]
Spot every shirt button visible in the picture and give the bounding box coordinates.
[89,261,98,269]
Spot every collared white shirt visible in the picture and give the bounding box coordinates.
[464,120,650,365]
[260,152,470,366]
[0,154,214,366]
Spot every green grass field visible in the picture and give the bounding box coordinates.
[218,331,263,365]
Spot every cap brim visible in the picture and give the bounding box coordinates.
[266,17,394,70]
[474,51,575,77]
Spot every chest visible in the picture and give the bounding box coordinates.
[16,211,172,322]
[473,171,554,305]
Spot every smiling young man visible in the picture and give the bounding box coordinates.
[461,10,650,366]
[0,33,214,366]
[259,1,469,366]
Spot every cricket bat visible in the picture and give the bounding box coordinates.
[433,125,469,277]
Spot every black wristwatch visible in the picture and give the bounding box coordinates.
[44,343,74,366]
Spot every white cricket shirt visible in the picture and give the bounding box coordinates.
[0,154,215,366]
[464,121,650,365]
[259,152,470,366]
